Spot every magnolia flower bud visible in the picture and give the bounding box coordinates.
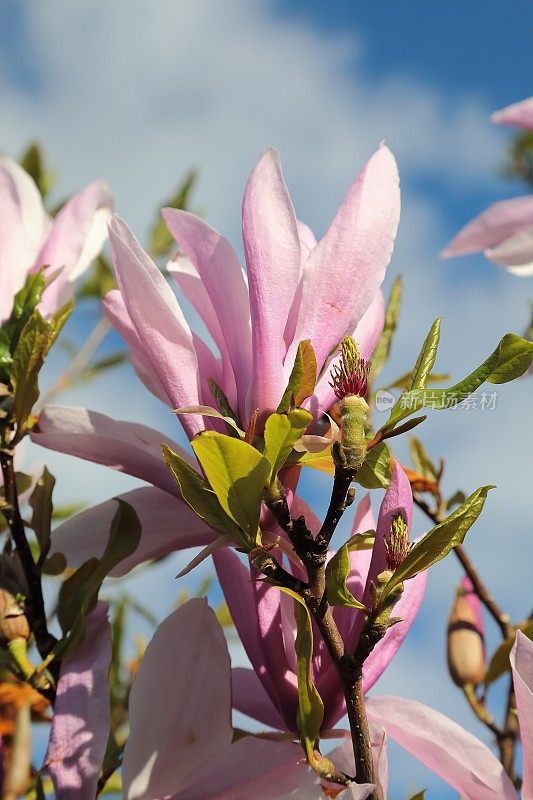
[330,337,370,472]
[0,590,30,646]
[384,513,410,571]
[447,579,485,688]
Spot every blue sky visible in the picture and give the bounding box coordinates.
[2,2,532,797]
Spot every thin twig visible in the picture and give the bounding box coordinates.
[499,677,519,787]
[315,466,356,551]
[40,315,111,406]
[413,494,511,637]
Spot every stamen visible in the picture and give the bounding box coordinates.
[329,337,371,399]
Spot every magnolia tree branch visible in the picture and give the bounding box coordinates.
[413,494,511,637]
[266,477,379,797]
[413,491,518,780]
[0,452,57,661]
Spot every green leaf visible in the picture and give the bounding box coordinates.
[28,466,55,562]
[409,318,442,391]
[11,303,72,434]
[355,442,391,489]
[41,552,67,576]
[370,275,402,382]
[11,311,50,430]
[162,443,246,545]
[34,774,47,800]
[286,446,335,476]
[0,272,46,382]
[380,332,533,434]
[381,486,493,601]
[150,170,198,257]
[277,340,317,413]
[380,371,449,392]
[484,620,533,686]
[407,792,426,800]
[409,437,438,481]
[19,142,56,199]
[191,432,270,545]
[264,409,312,481]
[78,255,116,300]
[207,378,240,426]
[53,500,141,659]
[174,405,244,438]
[325,544,366,609]
[280,588,324,761]
[345,529,376,551]
[446,490,466,510]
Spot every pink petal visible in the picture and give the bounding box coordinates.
[441,195,533,258]
[461,576,485,641]
[347,492,377,603]
[44,602,111,800]
[0,158,48,322]
[32,405,186,496]
[344,462,415,683]
[288,145,400,372]
[38,181,112,315]
[50,486,216,576]
[163,210,252,418]
[192,332,224,410]
[108,216,202,439]
[213,548,298,729]
[168,255,238,411]
[336,784,376,800]
[122,599,232,800]
[510,631,533,800]
[363,569,427,693]
[364,460,413,597]
[242,149,302,415]
[328,720,389,800]
[486,227,533,275]
[492,96,533,131]
[103,290,169,404]
[172,737,320,800]
[231,668,287,730]
[312,291,385,415]
[366,696,516,800]
[325,720,387,798]
[283,220,317,348]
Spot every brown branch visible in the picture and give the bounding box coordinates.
[315,466,356,552]
[498,677,519,787]
[264,475,377,795]
[0,452,57,661]
[413,491,520,782]
[413,494,511,638]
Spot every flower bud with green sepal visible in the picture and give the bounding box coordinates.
[329,336,370,472]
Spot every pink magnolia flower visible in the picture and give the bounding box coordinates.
[216,462,426,732]
[32,145,398,568]
[442,96,533,275]
[121,597,324,800]
[101,144,399,437]
[0,158,112,323]
[43,602,111,800]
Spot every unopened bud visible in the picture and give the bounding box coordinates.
[447,579,486,688]
[384,513,411,571]
[0,590,30,646]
